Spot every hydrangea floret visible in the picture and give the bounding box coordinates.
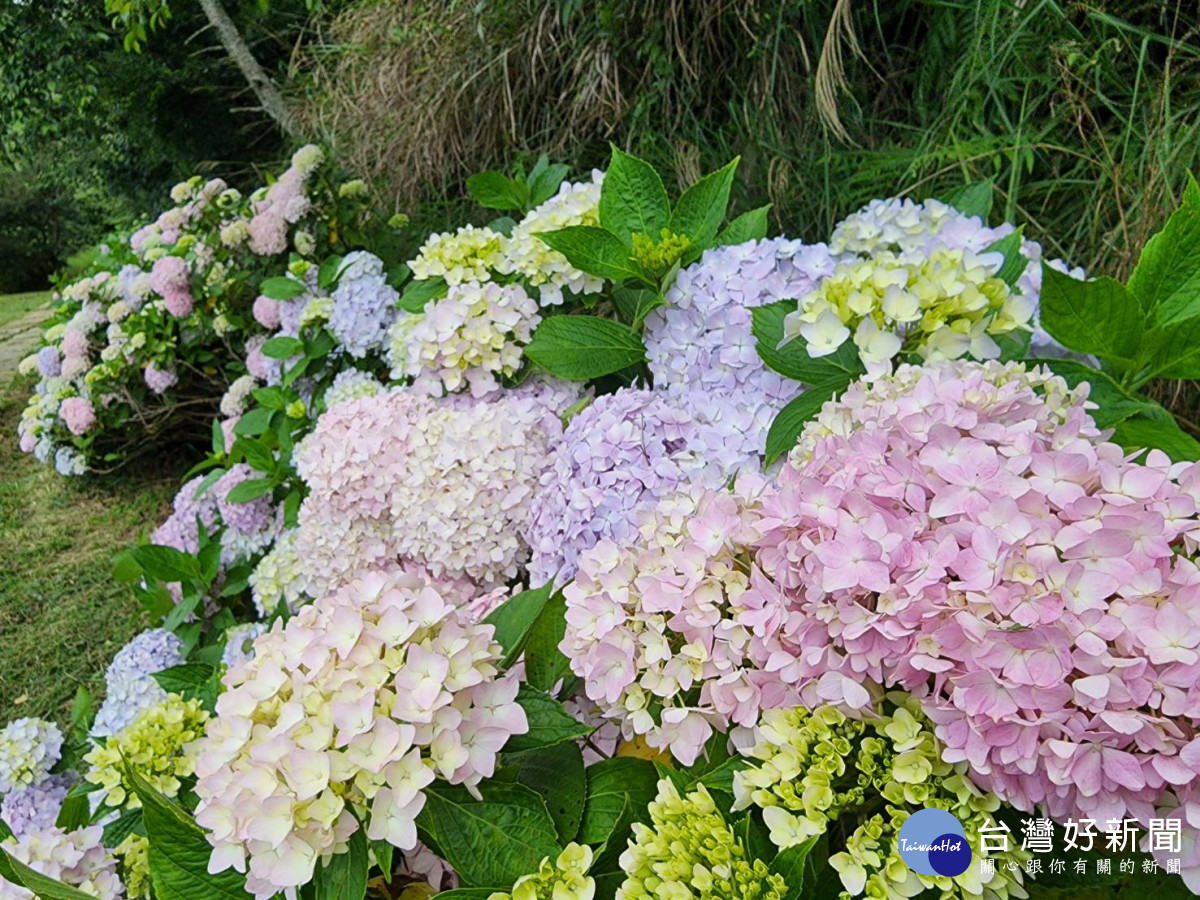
[487,843,596,900]
[617,779,786,900]
[192,566,528,899]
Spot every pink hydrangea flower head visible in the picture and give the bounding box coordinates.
[252,295,283,330]
[59,397,96,436]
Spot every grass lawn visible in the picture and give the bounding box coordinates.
[0,290,52,329]
[0,377,177,726]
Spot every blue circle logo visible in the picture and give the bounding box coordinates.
[896,809,972,877]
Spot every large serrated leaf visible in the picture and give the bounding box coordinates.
[669,158,739,248]
[1039,268,1144,368]
[599,146,670,245]
[525,316,647,381]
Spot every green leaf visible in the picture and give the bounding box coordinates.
[233,407,273,436]
[764,381,846,465]
[0,818,9,841]
[370,839,393,884]
[317,255,346,291]
[752,300,865,384]
[225,478,274,504]
[589,794,637,885]
[259,276,307,300]
[416,782,561,889]
[212,417,226,455]
[1136,313,1200,383]
[152,663,217,697]
[312,824,368,900]
[125,765,253,900]
[600,146,670,245]
[133,545,200,584]
[523,593,572,693]
[525,316,647,381]
[262,336,304,359]
[938,180,994,219]
[578,758,659,845]
[771,835,821,900]
[54,783,92,831]
[980,229,1028,286]
[528,163,570,208]
[514,742,586,843]
[102,809,143,846]
[715,204,772,247]
[1111,415,1200,462]
[483,581,554,669]
[1129,183,1200,322]
[399,277,449,313]
[696,756,750,795]
[668,158,739,248]
[538,226,641,283]
[1039,268,1144,366]
[506,686,592,752]
[467,171,527,211]
[112,549,144,583]
[251,387,287,411]
[429,891,500,900]
[611,287,666,330]
[0,846,96,898]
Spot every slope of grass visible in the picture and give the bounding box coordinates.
[0,290,51,329]
[0,378,176,725]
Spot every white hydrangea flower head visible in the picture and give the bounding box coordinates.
[291,144,326,178]
[496,171,605,305]
[192,566,528,900]
[249,528,310,617]
[324,369,384,410]
[0,718,63,794]
[0,826,125,899]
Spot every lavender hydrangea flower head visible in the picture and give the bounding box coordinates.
[220,622,268,670]
[525,386,763,587]
[143,361,178,395]
[91,629,185,738]
[1,773,74,838]
[35,347,61,379]
[643,237,839,455]
[328,251,399,358]
[152,475,221,555]
[324,368,383,409]
[212,464,278,562]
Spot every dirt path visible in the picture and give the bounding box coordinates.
[0,308,52,377]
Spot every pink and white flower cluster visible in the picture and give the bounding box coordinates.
[192,566,527,899]
[293,381,575,592]
[562,481,794,765]
[750,361,1200,839]
[246,146,323,256]
[387,281,541,398]
[0,826,125,900]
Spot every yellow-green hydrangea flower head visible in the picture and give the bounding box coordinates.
[84,693,209,809]
[117,833,152,899]
[781,248,1034,372]
[488,842,596,900]
[733,694,1030,900]
[617,780,787,900]
[408,224,504,285]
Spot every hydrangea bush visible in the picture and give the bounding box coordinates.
[8,150,1200,900]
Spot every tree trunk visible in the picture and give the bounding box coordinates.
[195,0,298,138]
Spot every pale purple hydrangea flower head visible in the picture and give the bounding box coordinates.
[328,251,399,358]
[525,386,764,587]
[153,475,221,555]
[1,773,74,838]
[144,361,178,395]
[91,628,185,738]
[35,346,61,378]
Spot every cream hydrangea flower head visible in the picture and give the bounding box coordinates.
[496,171,605,305]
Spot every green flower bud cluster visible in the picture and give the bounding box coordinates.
[84,693,209,810]
[734,693,1030,900]
[630,229,692,280]
[618,780,787,900]
[488,842,596,900]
